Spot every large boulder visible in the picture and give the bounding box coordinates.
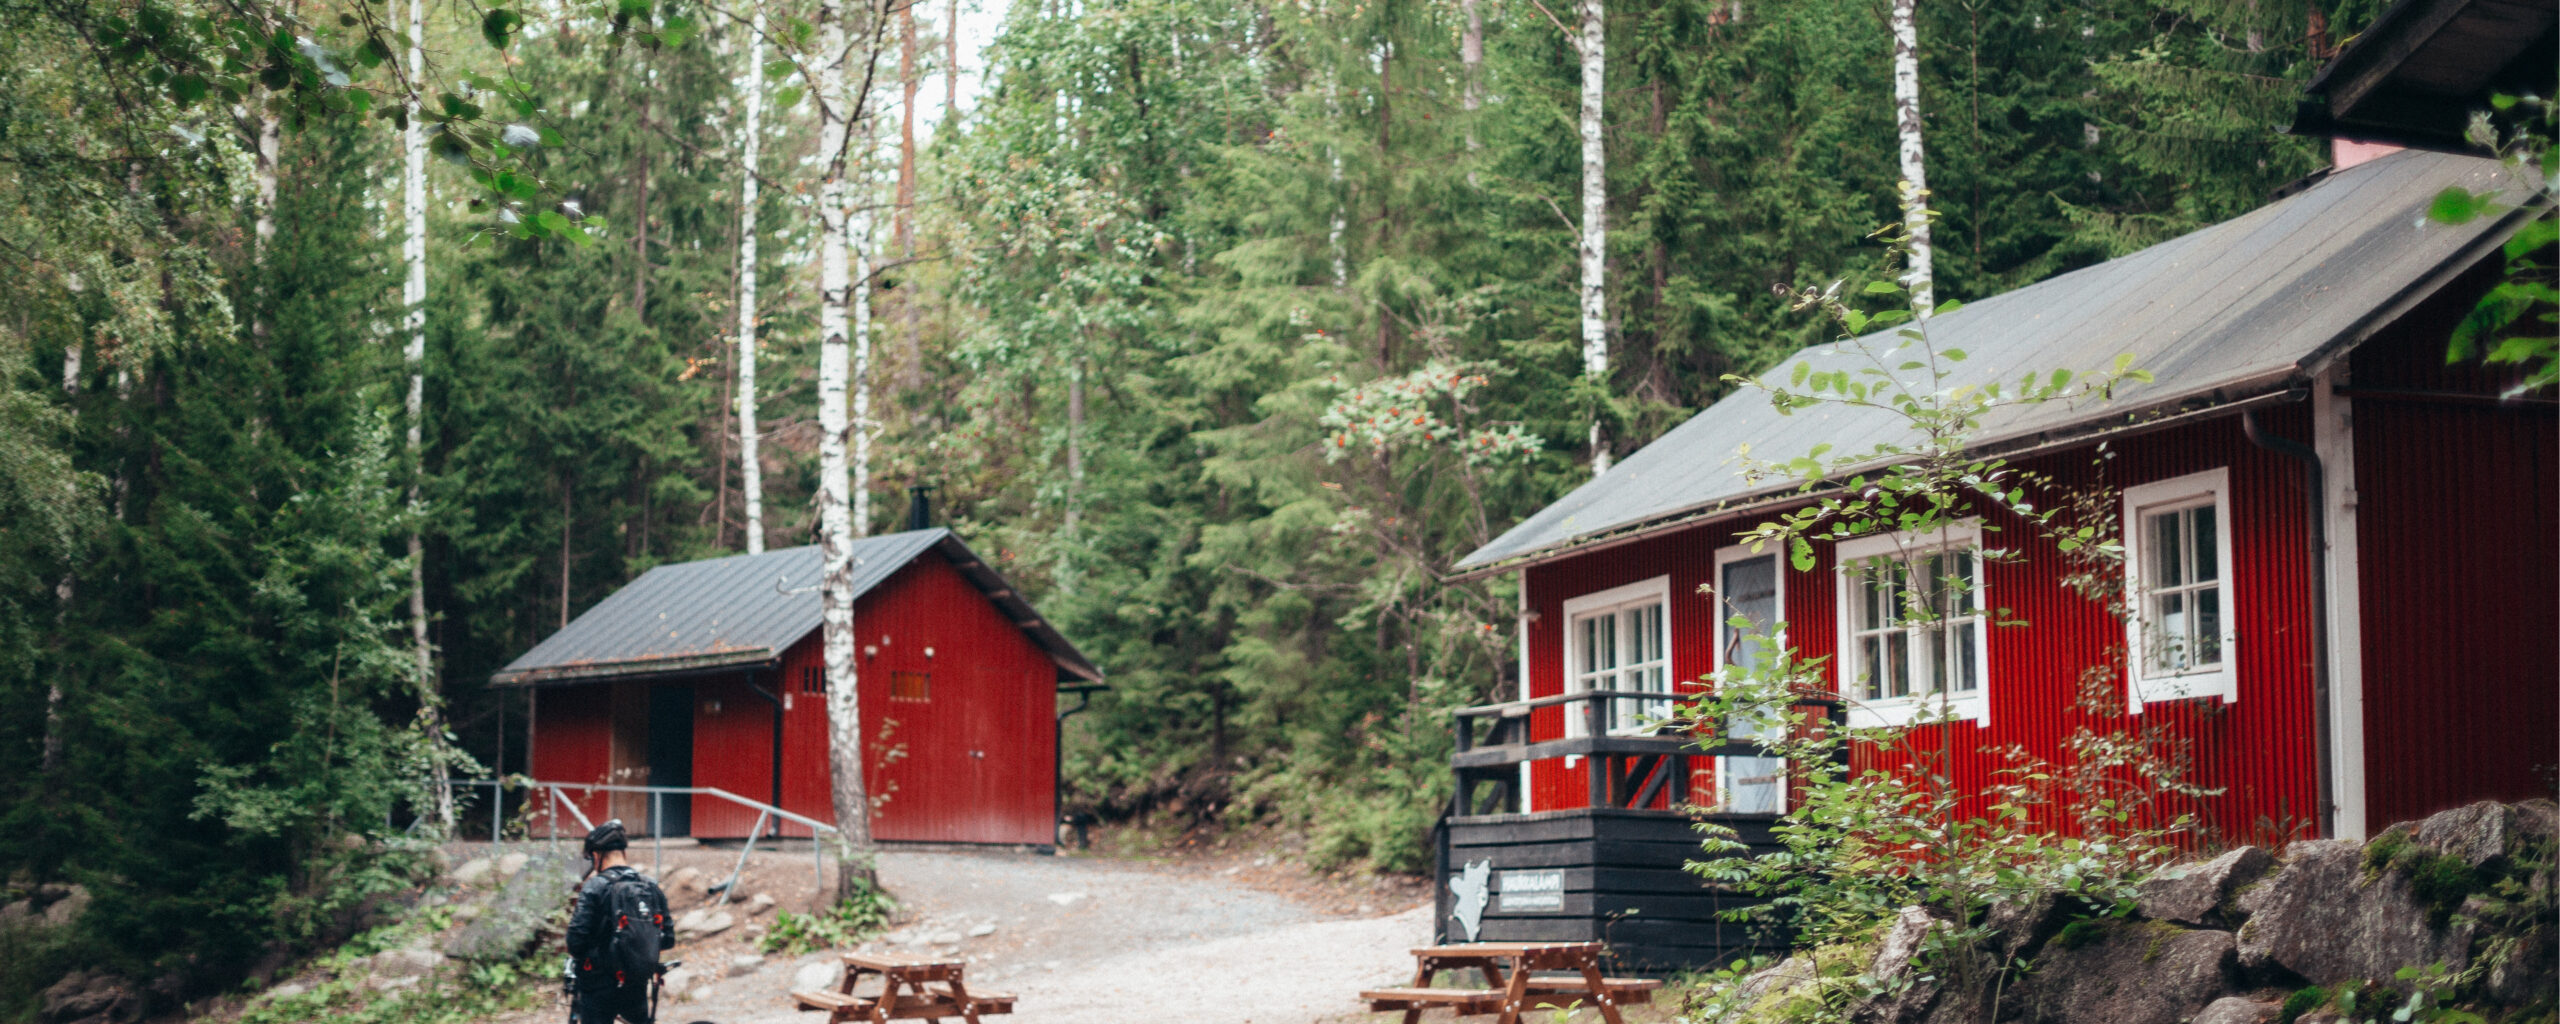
[445,850,582,961]
[39,970,138,1024]
[1983,892,2077,961]
[2235,839,2474,986]
[2138,847,2275,928]
[2408,800,2558,869]
[2008,921,2235,1024]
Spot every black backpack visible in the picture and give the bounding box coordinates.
[599,870,670,987]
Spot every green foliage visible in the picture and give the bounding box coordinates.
[2281,985,2333,1024]
[761,885,899,956]
[2425,93,2557,397]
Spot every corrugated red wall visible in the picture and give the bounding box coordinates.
[2349,270,2560,829]
[530,684,614,835]
[1526,411,2328,846]
[527,550,1064,846]
[769,552,1060,844]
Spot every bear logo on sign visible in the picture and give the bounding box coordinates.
[1448,859,1492,941]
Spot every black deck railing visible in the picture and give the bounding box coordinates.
[1447,690,1846,816]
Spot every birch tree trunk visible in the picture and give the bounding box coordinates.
[811,0,880,896]
[736,8,767,555]
[1889,0,1933,319]
[1577,0,1610,476]
[44,344,79,775]
[945,0,959,126]
[404,0,454,834]
[852,188,876,541]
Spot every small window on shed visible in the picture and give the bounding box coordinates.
[800,666,824,695]
[888,671,931,703]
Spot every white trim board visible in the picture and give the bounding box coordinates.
[2314,368,2367,840]
[2121,467,2240,711]
[1832,524,1991,729]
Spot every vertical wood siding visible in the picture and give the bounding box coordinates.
[771,552,1060,845]
[530,684,614,836]
[2349,276,2560,829]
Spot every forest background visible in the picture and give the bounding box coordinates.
[0,0,2380,1007]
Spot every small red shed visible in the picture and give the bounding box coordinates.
[492,529,1103,846]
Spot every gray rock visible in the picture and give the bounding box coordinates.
[743,892,777,917]
[0,900,35,930]
[2138,847,2275,927]
[265,983,309,1002]
[882,929,916,946]
[373,948,445,978]
[2475,893,2556,1005]
[2191,997,2279,1024]
[445,851,581,962]
[38,885,89,927]
[661,966,703,1002]
[451,857,495,887]
[662,866,707,904]
[494,851,531,878]
[967,922,996,938]
[727,954,766,978]
[1984,892,2074,961]
[2235,839,2473,986]
[40,970,137,1024]
[1850,907,1949,1024]
[675,908,736,940]
[793,961,841,992]
[364,974,423,993]
[2410,800,2558,868]
[1730,955,1816,1009]
[928,931,964,945]
[2010,923,2234,1024]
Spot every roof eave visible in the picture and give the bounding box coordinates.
[490,647,780,688]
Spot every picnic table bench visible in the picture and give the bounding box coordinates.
[790,950,1016,1023]
[1360,941,1660,1024]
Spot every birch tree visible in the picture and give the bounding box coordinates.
[1889,0,1933,318]
[806,0,887,895]
[736,7,768,555]
[404,0,454,833]
[1577,0,1609,475]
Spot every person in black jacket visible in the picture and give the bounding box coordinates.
[565,820,674,1024]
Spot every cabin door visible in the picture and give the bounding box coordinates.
[647,686,694,837]
[1717,553,1787,814]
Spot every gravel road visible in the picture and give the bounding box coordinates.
[663,848,1435,1024]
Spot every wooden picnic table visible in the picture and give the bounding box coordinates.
[790,950,1016,1024]
[1359,941,1661,1024]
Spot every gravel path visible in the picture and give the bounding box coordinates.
[667,848,1434,1024]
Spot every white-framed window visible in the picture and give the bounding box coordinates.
[1711,544,1787,815]
[1834,525,1990,728]
[1561,576,1673,736]
[2122,468,2237,708]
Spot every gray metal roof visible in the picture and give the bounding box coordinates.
[491,529,1103,686]
[1457,149,2537,575]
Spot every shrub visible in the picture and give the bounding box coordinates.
[761,883,897,956]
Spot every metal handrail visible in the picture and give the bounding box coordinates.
[445,778,839,908]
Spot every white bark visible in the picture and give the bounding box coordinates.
[811,0,878,889]
[404,0,453,834]
[1577,0,1609,476]
[1889,0,1933,320]
[737,8,767,554]
[44,345,79,774]
[851,190,876,540]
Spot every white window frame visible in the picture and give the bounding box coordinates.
[1833,525,1991,728]
[2121,468,2238,710]
[1711,543,1789,814]
[1560,576,1674,738]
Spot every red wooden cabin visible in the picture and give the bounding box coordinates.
[1455,149,2554,843]
[493,529,1104,846]
[1436,150,2554,970]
